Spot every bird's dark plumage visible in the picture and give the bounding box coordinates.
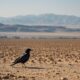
[11,48,32,66]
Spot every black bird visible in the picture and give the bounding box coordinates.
[11,48,32,66]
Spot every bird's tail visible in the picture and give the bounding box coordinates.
[10,62,16,66]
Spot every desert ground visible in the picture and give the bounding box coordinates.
[0,32,80,38]
[0,39,80,80]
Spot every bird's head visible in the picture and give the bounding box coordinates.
[25,48,32,53]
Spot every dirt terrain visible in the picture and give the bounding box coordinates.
[0,39,80,80]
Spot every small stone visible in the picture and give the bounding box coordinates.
[61,77,68,80]
[3,75,9,79]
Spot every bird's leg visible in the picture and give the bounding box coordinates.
[22,63,24,68]
[23,63,26,68]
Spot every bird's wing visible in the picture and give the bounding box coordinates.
[13,53,26,63]
[14,57,21,63]
[11,57,21,66]
[11,53,26,66]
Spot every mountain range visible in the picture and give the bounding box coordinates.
[0,23,80,32]
[0,14,80,32]
[0,14,80,26]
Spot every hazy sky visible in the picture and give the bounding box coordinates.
[0,0,80,17]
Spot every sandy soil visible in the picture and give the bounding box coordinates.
[0,39,80,80]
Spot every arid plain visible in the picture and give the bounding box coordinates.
[0,39,80,80]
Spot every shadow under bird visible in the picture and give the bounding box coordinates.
[11,48,32,66]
